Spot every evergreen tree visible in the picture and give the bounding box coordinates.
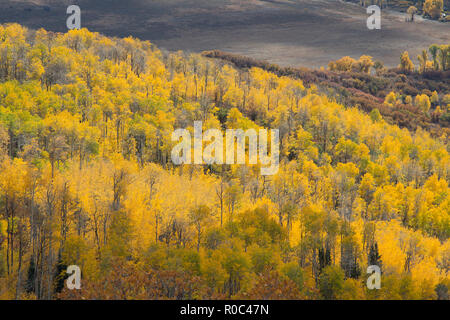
[25,258,36,294]
[368,242,382,273]
[319,244,331,273]
[54,253,68,294]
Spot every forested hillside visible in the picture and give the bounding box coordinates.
[204,49,450,136]
[0,24,448,300]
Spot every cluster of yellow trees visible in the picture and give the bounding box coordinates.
[384,90,449,114]
[329,45,449,75]
[400,45,450,73]
[358,0,447,20]
[328,55,375,73]
[0,24,448,300]
[422,0,446,19]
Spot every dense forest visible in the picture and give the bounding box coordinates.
[0,24,448,300]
